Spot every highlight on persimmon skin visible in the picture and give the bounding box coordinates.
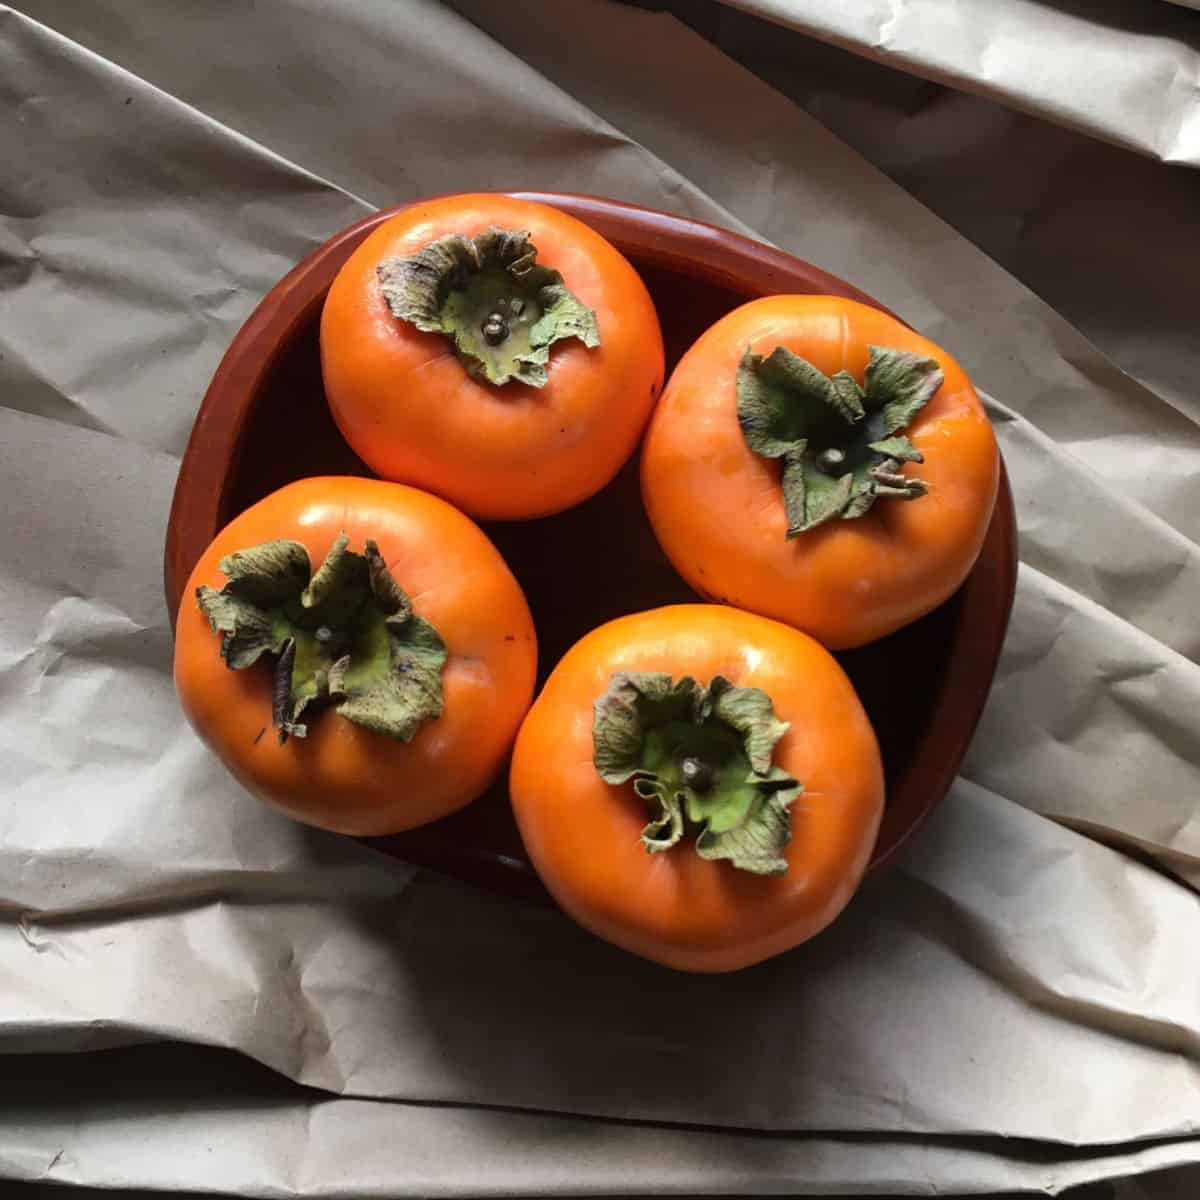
[640,295,1000,650]
[320,192,665,522]
[174,476,537,836]
[509,604,884,973]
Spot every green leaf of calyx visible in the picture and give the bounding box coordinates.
[332,611,446,742]
[696,780,796,875]
[196,586,286,669]
[863,345,943,434]
[708,677,790,775]
[376,226,599,389]
[867,435,923,463]
[736,342,940,535]
[217,539,310,608]
[592,671,801,876]
[593,672,701,784]
[635,776,685,853]
[195,532,446,745]
[827,370,866,422]
[301,532,370,628]
[364,539,413,618]
[789,467,854,537]
[736,347,832,458]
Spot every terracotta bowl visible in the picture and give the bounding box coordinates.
[165,192,1017,903]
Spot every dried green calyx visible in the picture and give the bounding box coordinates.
[196,533,446,744]
[376,226,600,388]
[593,672,802,876]
[737,343,943,536]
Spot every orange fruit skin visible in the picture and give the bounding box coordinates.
[321,193,665,520]
[510,604,884,973]
[175,477,537,835]
[641,296,999,649]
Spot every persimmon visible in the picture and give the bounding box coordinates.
[174,477,536,835]
[641,295,999,649]
[509,605,883,972]
[320,193,664,520]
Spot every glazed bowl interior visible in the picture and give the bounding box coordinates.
[165,192,1016,902]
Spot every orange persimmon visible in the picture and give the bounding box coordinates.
[320,193,664,520]
[509,605,884,972]
[641,296,999,649]
[174,476,536,835]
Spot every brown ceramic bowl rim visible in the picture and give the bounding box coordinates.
[165,190,1017,888]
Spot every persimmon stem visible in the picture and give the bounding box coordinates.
[816,447,846,473]
[680,755,713,793]
[376,227,599,388]
[737,344,943,534]
[196,534,447,744]
[481,312,509,345]
[592,672,802,875]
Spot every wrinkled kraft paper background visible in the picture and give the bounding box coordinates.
[2,0,1200,1195]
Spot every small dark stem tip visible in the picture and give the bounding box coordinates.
[816,447,846,473]
[481,313,509,345]
[680,756,714,793]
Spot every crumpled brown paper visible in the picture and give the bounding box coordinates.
[4,1043,1200,1198]
[720,0,1200,167]
[3,0,1199,1194]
